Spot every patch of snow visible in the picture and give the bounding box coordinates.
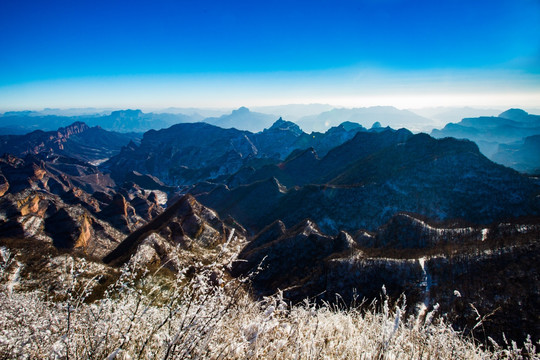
[22,216,43,237]
[481,228,488,241]
[222,229,235,252]
[416,256,432,327]
[301,221,319,236]
[418,257,426,272]
[145,190,168,205]
[517,225,532,233]
[0,247,10,263]
[8,261,22,296]
[89,158,109,166]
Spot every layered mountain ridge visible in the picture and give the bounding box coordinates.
[0,122,140,163]
[1,112,539,346]
[197,132,539,234]
[102,117,370,186]
[432,108,540,173]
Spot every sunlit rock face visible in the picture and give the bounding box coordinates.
[0,189,125,258]
[103,194,247,270]
[0,152,170,258]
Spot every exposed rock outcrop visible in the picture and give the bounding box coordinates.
[0,122,140,163]
[0,174,8,197]
[232,219,356,300]
[0,190,124,258]
[231,214,540,345]
[103,195,246,269]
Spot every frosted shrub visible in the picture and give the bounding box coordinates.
[0,246,12,280]
[0,249,538,359]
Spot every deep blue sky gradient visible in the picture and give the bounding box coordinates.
[1,0,539,109]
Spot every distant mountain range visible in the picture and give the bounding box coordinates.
[1,105,431,134]
[203,106,277,132]
[432,108,540,173]
[297,106,434,132]
[0,109,202,134]
[492,135,540,174]
[251,103,334,121]
[408,107,502,127]
[3,105,539,174]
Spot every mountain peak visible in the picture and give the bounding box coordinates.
[336,121,364,131]
[204,107,277,132]
[110,109,144,118]
[233,106,250,114]
[498,108,528,120]
[268,118,303,135]
[58,121,90,135]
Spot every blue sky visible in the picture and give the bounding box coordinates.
[1,0,539,110]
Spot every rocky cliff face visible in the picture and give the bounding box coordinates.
[0,153,115,195]
[0,153,170,258]
[0,189,123,258]
[103,194,246,271]
[249,118,304,159]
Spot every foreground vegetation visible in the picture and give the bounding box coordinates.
[0,246,538,359]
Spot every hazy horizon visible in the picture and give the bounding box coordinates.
[2,103,540,114]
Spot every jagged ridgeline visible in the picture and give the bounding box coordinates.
[1,113,539,350]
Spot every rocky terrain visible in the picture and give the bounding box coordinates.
[0,122,140,163]
[0,114,539,350]
[231,213,540,344]
[0,151,174,258]
[103,194,247,270]
[197,133,540,234]
[102,118,370,186]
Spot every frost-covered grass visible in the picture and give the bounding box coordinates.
[0,246,538,359]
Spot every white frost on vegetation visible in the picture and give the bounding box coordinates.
[0,250,536,359]
[481,228,489,242]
